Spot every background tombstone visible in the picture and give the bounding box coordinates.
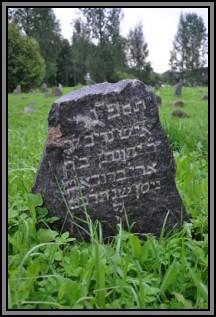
[29,87,35,93]
[173,100,185,107]
[44,92,53,98]
[172,110,189,118]
[175,80,183,97]
[40,82,48,93]
[23,107,37,114]
[13,85,21,94]
[32,79,189,240]
[85,72,91,85]
[52,86,63,96]
[154,82,161,90]
[201,94,208,100]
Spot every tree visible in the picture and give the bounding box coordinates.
[8,23,45,92]
[10,8,62,84]
[126,22,152,83]
[169,12,208,84]
[10,8,34,36]
[78,8,126,82]
[8,8,16,22]
[71,18,95,85]
[56,39,73,86]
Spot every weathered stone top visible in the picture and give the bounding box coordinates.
[55,79,144,104]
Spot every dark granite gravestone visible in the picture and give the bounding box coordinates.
[175,80,183,97]
[32,79,189,239]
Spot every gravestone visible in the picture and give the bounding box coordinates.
[44,93,53,98]
[175,80,183,97]
[13,85,21,94]
[32,79,189,239]
[201,94,208,100]
[172,110,189,118]
[40,83,48,93]
[85,72,91,85]
[29,87,35,93]
[52,86,63,96]
[155,82,160,90]
[24,107,37,114]
[173,100,184,107]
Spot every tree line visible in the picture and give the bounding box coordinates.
[8,8,208,92]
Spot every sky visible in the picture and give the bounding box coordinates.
[53,7,208,74]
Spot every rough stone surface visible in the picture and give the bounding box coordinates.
[32,79,189,239]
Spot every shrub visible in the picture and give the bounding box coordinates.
[8,23,45,92]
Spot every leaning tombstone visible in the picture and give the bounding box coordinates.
[52,86,63,96]
[32,79,189,240]
[13,85,21,94]
[40,82,48,93]
[175,80,183,97]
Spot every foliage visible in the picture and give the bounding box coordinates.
[8,86,208,309]
[8,23,45,92]
[56,39,73,87]
[70,18,95,85]
[126,22,149,71]
[78,8,126,82]
[8,9,208,87]
[169,12,208,85]
[125,22,153,84]
[10,8,63,84]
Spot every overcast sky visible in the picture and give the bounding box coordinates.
[53,7,208,74]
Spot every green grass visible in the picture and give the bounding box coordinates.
[8,85,208,309]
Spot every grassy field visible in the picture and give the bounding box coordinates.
[8,85,208,309]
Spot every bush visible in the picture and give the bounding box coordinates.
[8,23,45,92]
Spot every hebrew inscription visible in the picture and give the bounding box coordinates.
[32,79,189,238]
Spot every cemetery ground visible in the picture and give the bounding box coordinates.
[8,85,208,310]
